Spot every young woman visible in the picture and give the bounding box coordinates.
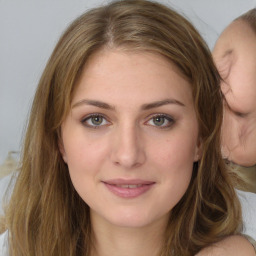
[1,1,255,255]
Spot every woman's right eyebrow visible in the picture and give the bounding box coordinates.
[72,99,115,110]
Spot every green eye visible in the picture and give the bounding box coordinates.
[153,116,166,126]
[91,116,103,125]
[147,114,174,128]
[82,114,109,128]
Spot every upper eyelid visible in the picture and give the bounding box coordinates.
[145,113,174,120]
[145,114,175,127]
[81,113,111,125]
[80,113,175,126]
[81,113,108,120]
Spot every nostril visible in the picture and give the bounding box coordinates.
[111,143,146,169]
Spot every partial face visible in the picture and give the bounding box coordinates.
[60,50,201,229]
[213,20,256,166]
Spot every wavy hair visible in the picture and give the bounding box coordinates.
[5,1,241,255]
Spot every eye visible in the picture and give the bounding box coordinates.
[146,114,174,128]
[81,114,110,128]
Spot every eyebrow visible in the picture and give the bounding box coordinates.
[141,99,185,110]
[72,99,115,110]
[72,98,185,110]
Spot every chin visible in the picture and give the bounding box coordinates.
[102,208,167,229]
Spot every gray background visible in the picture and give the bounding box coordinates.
[1,0,256,163]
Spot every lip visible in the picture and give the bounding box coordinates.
[102,179,155,198]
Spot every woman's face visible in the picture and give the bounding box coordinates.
[213,20,256,167]
[60,49,201,229]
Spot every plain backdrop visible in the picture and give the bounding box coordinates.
[1,0,256,163]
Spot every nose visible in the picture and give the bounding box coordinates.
[110,124,146,169]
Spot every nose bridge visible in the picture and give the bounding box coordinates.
[111,121,145,168]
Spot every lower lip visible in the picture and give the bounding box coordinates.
[103,183,154,198]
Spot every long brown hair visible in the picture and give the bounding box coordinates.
[5,1,241,255]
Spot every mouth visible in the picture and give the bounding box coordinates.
[102,179,155,198]
[113,184,144,188]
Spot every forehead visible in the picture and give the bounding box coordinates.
[72,49,194,107]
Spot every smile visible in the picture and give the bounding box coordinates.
[102,179,155,198]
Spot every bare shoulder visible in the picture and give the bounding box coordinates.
[196,235,256,256]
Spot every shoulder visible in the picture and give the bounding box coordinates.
[237,190,256,240]
[0,230,9,256]
[196,235,256,256]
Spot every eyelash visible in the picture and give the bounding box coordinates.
[81,113,175,129]
[145,114,175,129]
[81,114,110,129]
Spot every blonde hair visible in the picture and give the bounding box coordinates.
[5,1,241,255]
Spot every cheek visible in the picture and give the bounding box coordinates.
[63,135,109,188]
[149,135,197,178]
[151,139,195,211]
[64,140,109,203]
[65,133,108,164]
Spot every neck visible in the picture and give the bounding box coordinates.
[90,211,167,256]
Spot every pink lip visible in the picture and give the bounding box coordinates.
[102,179,155,198]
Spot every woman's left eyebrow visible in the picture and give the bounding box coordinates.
[141,99,185,110]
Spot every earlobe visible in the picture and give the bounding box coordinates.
[194,138,203,162]
[58,140,68,163]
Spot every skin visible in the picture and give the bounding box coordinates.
[212,20,256,167]
[60,49,201,255]
[196,235,255,256]
[60,49,254,256]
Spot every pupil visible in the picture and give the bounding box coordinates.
[92,116,102,125]
[153,116,164,126]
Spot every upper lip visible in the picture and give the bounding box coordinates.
[103,179,155,185]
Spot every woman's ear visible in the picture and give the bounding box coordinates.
[58,139,67,163]
[194,137,203,162]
